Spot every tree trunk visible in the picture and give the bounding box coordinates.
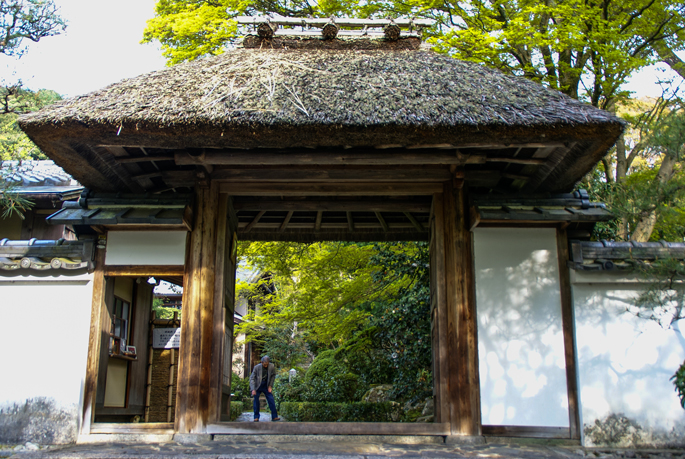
[630,153,678,242]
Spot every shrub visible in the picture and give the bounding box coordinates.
[229,401,244,421]
[230,373,251,401]
[279,401,402,422]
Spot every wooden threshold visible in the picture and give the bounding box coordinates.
[208,422,450,436]
[89,423,174,435]
[482,425,570,439]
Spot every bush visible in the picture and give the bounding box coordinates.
[279,401,402,422]
[230,373,251,401]
[229,401,244,421]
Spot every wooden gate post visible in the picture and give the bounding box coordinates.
[175,183,231,433]
[443,180,481,437]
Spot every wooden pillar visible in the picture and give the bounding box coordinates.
[443,181,481,436]
[430,193,450,424]
[80,243,107,436]
[556,228,581,439]
[176,183,230,433]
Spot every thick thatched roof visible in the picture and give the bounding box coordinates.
[18,47,623,194]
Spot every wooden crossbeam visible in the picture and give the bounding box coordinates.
[244,210,266,232]
[220,182,443,196]
[232,198,431,212]
[116,156,174,164]
[279,211,293,232]
[211,168,452,182]
[404,212,425,232]
[177,150,463,166]
[375,212,389,232]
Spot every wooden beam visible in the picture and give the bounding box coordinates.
[404,212,425,232]
[211,167,452,182]
[279,211,294,232]
[485,157,546,165]
[133,172,163,181]
[557,228,581,440]
[177,150,463,166]
[220,182,443,196]
[315,211,323,231]
[243,210,266,232]
[103,265,184,276]
[375,212,389,232]
[346,211,354,232]
[116,156,174,164]
[233,198,431,212]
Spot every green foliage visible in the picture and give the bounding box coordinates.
[0,0,66,57]
[259,324,309,370]
[229,401,244,421]
[671,360,685,409]
[151,297,181,319]
[230,373,251,401]
[279,401,401,422]
[366,242,433,402]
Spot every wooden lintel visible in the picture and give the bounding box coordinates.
[375,212,389,232]
[279,210,294,232]
[211,167,452,182]
[219,182,443,196]
[232,199,431,213]
[346,211,354,232]
[103,265,184,276]
[315,211,323,231]
[244,210,266,232]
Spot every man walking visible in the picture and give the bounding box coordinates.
[249,355,280,422]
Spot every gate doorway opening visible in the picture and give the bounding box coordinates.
[230,238,433,424]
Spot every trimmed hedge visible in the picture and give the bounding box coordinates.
[279,401,402,422]
[229,401,244,421]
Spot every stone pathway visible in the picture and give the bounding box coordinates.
[6,438,685,459]
[235,411,284,422]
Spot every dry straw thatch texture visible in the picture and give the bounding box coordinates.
[19,48,622,150]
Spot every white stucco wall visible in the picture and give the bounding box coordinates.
[572,271,685,447]
[0,271,93,444]
[474,228,569,427]
[105,231,186,266]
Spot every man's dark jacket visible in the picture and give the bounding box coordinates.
[249,363,276,391]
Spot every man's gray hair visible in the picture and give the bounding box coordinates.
[261,355,270,362]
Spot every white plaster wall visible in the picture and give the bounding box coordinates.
[0,271,93,443]
[474,228,569,427]
[572,270,685,446]
[105,231,186,266]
